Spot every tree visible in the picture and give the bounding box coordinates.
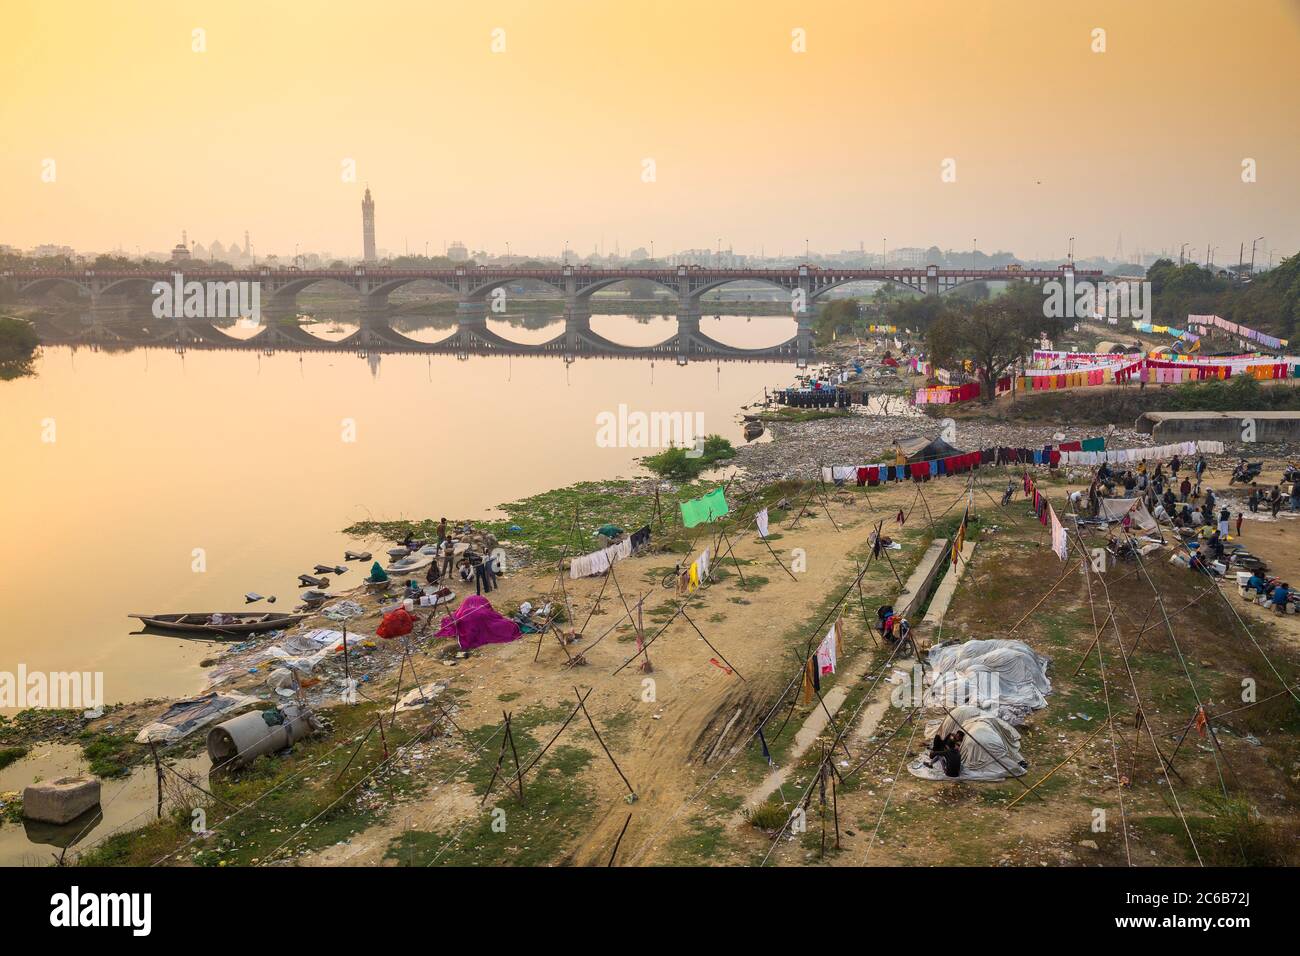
[926,291,1058,402]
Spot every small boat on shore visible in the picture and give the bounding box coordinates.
[128,612,308,636]
[385,553,434,575]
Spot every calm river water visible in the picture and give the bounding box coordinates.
[0,312,799,708]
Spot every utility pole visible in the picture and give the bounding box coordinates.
[1250,237,1264,278]
[1179,242,1188,266]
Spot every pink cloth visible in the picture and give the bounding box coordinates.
[436,595,522,650]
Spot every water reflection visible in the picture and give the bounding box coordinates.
[0,314,806,713]
[29,308,810,365]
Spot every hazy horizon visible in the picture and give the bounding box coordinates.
[4,0,1298,263]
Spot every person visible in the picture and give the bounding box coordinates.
[1270,486,1283,518]
[934,735,963,778]
[1180,477,1192,502]
[1203,488,1216,516]
[1206,530,1226,563]
[1001,480,1015,506]
[1171,454,1181,477]
[878,605,896,642]
[1248,486,1260,513]
[426,557,441,586]
[481,549,499,591]
[1271,582,1290,614]
[437,517,448,546]
[1189,506,1204,527]
[1246,572,1269,596]
[440,538,455,580]
[1236,511,1244,537]
[1195,454,1207,481]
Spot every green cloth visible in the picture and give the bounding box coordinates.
[596,524,624,537]
[1081,436,1106,452]
[368,561,389,583]
[680,488,729,528]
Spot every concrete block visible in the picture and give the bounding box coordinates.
[22,775,101,825]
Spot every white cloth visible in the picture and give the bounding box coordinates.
[926,640,1052,713]
[908,706,1029,781]
[1049,505,1068,562]
[816,623,838,676]
[755,508,769,539]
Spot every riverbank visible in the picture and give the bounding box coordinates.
[7,353,1300,868]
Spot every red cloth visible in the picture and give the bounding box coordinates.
[857,467,869,486]
[1049,450,1061,467]
[376,607,416,639]
[867,466,880,485]
[1059,441,1081,452]
[910,461,927,481]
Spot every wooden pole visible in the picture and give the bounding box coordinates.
[149,740,164,819]
[1006,721,1110,809]
[574,687,636,798]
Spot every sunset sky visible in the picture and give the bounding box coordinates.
[3,0,1298,263]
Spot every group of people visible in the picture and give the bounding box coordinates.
[1245,482,1296,518]
[392,518,504,597]
[1244,573,1293,613]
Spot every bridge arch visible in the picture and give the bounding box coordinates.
[269,276,364,299]
[366,276,459,298]
[573,276,678,300]
[810,276,925,300]
[18,277,91,299]
[97,276,160,298]
[687,276,795,302]
[465,275,565,301]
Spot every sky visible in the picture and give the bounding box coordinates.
[2,0,1298,263]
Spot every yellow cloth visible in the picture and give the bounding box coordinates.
[688,562,700,592]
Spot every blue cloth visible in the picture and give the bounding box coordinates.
[928,460,938,476]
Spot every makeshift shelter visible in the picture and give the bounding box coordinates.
[1097,497,1159,534]
[926,639,1052,713]
[908,704,1030,781]
[896,435,963,464]
[435,595,522,651]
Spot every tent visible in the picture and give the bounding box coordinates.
[896,434,963,464]
[1097,497,1159,533]
[908,704,1030,781]
[435,595,522,651]
[926,639,1052,712]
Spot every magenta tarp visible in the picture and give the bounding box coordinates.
[436,595,522,650]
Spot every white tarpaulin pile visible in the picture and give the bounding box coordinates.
[1097,497,1159,534]
[925,639,1052,713]
[908,704,1030,781]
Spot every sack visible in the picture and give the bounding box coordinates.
[377,607,416,639]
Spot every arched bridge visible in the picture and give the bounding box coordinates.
[5,263,1105,321]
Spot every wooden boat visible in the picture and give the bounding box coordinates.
[385,553,434,575]
[128,612,309,636]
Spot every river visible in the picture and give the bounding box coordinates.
[0,311,800,709]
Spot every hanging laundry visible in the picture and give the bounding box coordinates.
[816,622,838,677]
[680,487,729,528]
[755,507,770,539]
[1049,505,1068,562]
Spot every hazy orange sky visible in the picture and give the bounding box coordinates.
[3,0,1298,262]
